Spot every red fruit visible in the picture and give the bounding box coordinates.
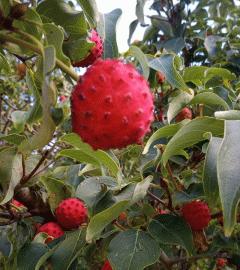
[158,209,167,215]
[101,260,112,270]
[156,71,165,84]
[12,199,24,208]
[118,212,127,221]
[182,200,211,231]
[59,95,67,102]
[71,59,154,150]
[216,258,227,268]
[73,30,103,67]
[55,198,87,230]
[175,107,192,122]
[38,222,64,243]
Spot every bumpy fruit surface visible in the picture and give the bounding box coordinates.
[71,59,154,150]
[182,200,211,231]
[175,107,192,122]
[156,71,165,84]
[38,222,64,243]
[73,30,103,67]
[55,198,87,230]
[101,260,112,270]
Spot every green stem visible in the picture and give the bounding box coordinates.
[0,32,79,81]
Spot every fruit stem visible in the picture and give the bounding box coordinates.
[0,32,79,81]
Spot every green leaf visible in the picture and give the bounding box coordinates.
[18,79,56,153]
[190,92,229,110]
[0,134,26,145]
[17,243,49,270]
[0,53,11,74]
[11,111,28,132]
[217,120,240,236]
[108,229,160,270]
[167,89,194,123]
[25,69,42,124]
[215,110,240,120]
[37,0,88,37]
[41,177,72,212]
[128,19,138,45]
[60,133,120,177]
[136,0,147,25]
[148,214,194,254]
[76,0,99,28]
[203,136,222,209]
[100,9,122,58]
[43,23,70,66]
[162,117,224,165]
[131,176,152,204]
[43,46,56,74]
[0,147,23,205]
[143,121,189,154]
[86,200,129,242]
[128,45,150,79]
[50,230,86,270]
[149,54,190,93]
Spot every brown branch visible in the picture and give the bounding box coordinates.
[20,150,49,185]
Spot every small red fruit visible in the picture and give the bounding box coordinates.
[175,107,192,122]
[38,222,64,243]
[216,258,227,268]
[101,260,112,270]
[158,209,167,215]
[118,212,127,221]
[55,198,87,230]
[59,95,67,102]
[71,59,154,150]
[182,200,211,231]
[73,30,103,67]
[12,199,24,208]
[156,71,165,84]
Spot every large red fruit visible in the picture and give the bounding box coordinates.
[71,59,154,150]
[55,198,87,230]
[101,260,112,270]
[182,200,211,231]
[73,30,103,67]
[175,107,192,122]
[38,222,64,243]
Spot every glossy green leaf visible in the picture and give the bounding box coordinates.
[131,176,152,204]
[11,111,28,132]
[162,117,224,165]
[0,147,23,205]
[167,89,194,123]
[217,120,240,236]
[190,92,229,110]
[108,230,160,270]
[76,0,99,28]
[60,133,120,177]
[215,110,240,120]
[203,136,222,209]
[128,45,150,79]
[43,23,70,66]
[148,214,194,254]
[17,243,49,270]
[37,0,88,37]
[136,0,147,25]
[0,134,26,145]
[149,54,190,93]
[101,9,122,58]
[50,230,86,270]
[143,120,189,154]
[86,200,129,242]
[41,177,72,211]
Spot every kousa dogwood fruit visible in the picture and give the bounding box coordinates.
[73,30,103,67]
[55,198,87,230]
[182,200,211,231]
[71,59,154,150]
